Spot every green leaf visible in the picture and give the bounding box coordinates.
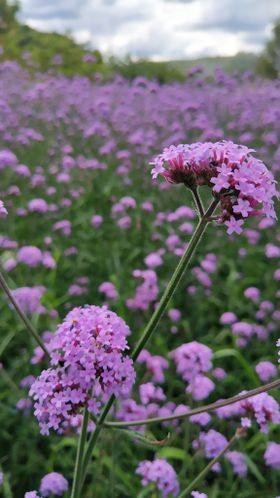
[113,428,170,448]
[213,348,259,385]
[102,456,135,494]
[158,447,186,461]
[0,332,15,357]
[245,455,266,484]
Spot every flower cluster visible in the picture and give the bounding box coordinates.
[136,458,180,497]
[194,429,228,459]
[151,141,278,234]
[225,451,247,477]
[30,305,135,434]
[170,341,215,400]
[126,269,159,311]
[24,472,68,498]
[264,442,280,469]
[11,286,46,315]
[240,392,280,432]
[40,472,68,497]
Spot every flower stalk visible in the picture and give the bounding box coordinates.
[0,270,50,358]
[178,433,239,498]
[103,378,280,428]
[73,195,219,496]
[70,408,89,498]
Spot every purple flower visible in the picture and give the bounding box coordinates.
[28,198,48,213]
[194,429,228,459]
[137,350,168,383]
[139,382,166,405]
[17,246,42,267]
[168,308,181,322]
[144,252,163,268]
[225,451,247,477]
[255,361,277,382]
[191,492,208,498]
[11,286,46,315]
[170,341,213,382]
[91,214,103,227]
[240,392,280,432]
[52,220,71,236]
[264,442,280,469]
[151,141,277,234]
[212,367,226,380]
[244,286,260,302]
[30,306,135,434]
[40,472,68,496]
[186,374,215,401]
[225,217,244,235]
[98,281,118,301]
[136,458,180,497]
[24,492,40,498]
[219,312,238,325]
[126,270,159,311]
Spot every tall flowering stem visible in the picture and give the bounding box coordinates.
[70,408,89,498]
[178,433,239,498]
[0,270,50,358]
[77,196,219,495]
[131,197,219,362]
[104,378,280,428]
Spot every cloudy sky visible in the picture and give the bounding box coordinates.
[19,0,280,60]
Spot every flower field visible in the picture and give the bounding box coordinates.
[0,61,279,497]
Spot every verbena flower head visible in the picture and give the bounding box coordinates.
[240,392,280,432]
[264,442,280,469]
[194,429,228,458]
[30,305,135,435]
[191,492,208,498]
[151,141,278,234]
[17,246,42,267]
[255,361,277,382]
[136,458,180,497]
[225,451,247,477]
[170,341,213,382]
[39,472,68,496]
[11,286,46,315]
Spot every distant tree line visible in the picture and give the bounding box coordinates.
[1,0,280,80]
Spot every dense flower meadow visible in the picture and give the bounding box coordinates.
[0,61,279,497]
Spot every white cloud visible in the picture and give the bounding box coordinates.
[19,0,280,60]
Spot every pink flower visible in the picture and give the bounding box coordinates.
[151,141,277,235]
[225,217,244,235]
[30,306,135,435]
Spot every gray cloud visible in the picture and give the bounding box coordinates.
[192,0,279,33]
[19,0,279,59]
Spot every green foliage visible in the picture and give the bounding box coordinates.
[0,0,19,33]
[110,56,186,82]
[0,0,108,77]
[256,17,280,78]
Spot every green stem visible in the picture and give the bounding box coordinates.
[191,187,205,218]
[79,396,115,489]
[178,434,238,498]
[0,270,50,358]
[77,196,219,494]
[71,408,89,498]
[131,198,218,362]
[104,378,280,428]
